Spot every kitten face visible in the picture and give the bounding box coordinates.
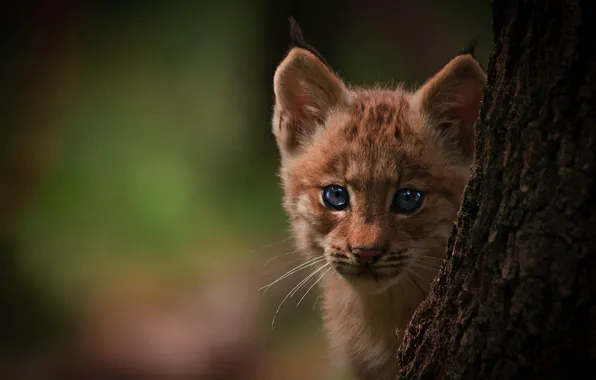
[272,42,485,293]
[280,91,470,292]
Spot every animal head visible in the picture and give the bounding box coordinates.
[272,23,486,293]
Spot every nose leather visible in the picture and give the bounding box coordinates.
[352,247,384,264]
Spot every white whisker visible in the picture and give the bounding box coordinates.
[264,255,304,276]
[410,260,442,272]
[249,238,289,253]
[404,272,425,296]
[263,249,299,267]
[412,255,446,261]
[288,263,330,299]
[258,256,326,295]
[271,263,329,330]
[412,255,445,264]
[406,267,431,287]
[297,265,331,306]
[312,293,321,309]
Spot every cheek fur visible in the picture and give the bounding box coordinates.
[292,219,318,255]
[289,191,340,254]
[296,192,313,219]
[303,188,338,236]
[391,195,458,241]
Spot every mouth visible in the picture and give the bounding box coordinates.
[333,262,399,280]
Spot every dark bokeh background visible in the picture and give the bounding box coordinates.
[1,1,491,379]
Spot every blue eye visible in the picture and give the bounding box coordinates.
[391,189,423,213]
[322,185,349,210]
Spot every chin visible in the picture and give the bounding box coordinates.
[338,269,401,295]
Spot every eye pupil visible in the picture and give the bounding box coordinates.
[322,185,349,210]
[391,189,423,214]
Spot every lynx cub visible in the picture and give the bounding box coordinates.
[271,21,485,380]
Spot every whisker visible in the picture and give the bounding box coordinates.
[414,254,445,264]
[288,263,329,299]
[260,256,326,293]
[409,260,443,272]
[312,293,321,309]
[402,272,415,292]
[263,249,299,267]
[383,256,401,262]
[413,262,444,271]
[412,255,446,261]
[373,274,402,294]
[412,258,444,268]
[297,266,331,306]
[404,272,425,296]
[270,263,329,330]
[406,267,431,287]
[264,255,304,276]
[258,256,326,295]
[249,238,290,253]
[409,266,440,278]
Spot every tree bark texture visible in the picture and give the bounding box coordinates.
[397,0,596,379]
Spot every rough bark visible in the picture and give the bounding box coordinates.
[396,0,596,379]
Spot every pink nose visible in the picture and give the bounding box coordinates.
[352,247,384,264]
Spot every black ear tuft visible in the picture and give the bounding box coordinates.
[459,36,485,71]
[288,17,304,46]
[460,36,479,57]
[288,17,331,69]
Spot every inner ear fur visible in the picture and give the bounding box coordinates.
[413,54,487,160]
[272,47,350,159]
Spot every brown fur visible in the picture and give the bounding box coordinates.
[271,23,485,380]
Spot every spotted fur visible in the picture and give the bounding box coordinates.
[271,23,486,380]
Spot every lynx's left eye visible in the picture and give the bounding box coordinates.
[391,189,423,214]
[322,185,349,210]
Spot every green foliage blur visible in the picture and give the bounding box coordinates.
[18,3,287,299]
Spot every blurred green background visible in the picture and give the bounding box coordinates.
[1,1,491,379]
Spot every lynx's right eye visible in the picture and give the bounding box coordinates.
[322,185,349,211]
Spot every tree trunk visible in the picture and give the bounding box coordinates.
[396,0,596,379]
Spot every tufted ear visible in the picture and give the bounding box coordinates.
[272,22,350,160]
[412,54,486,161]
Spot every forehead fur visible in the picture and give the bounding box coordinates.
[282,88,465,190]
